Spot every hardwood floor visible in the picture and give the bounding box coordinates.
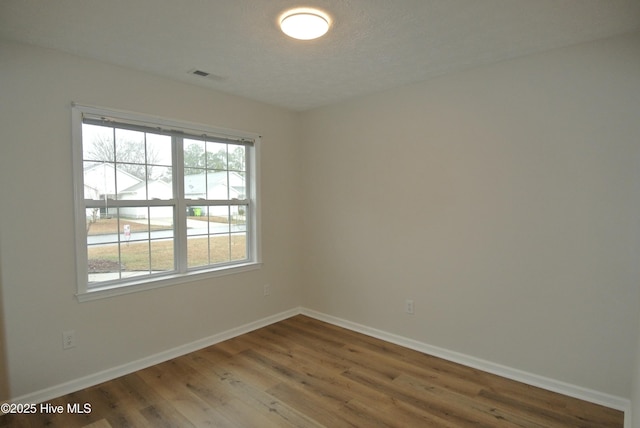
[0,315,624,427]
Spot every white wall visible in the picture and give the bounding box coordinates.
[300,32,640,398]
[0,40,303,398]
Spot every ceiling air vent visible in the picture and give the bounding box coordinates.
[188,69,226,81]
[191,69,210,77]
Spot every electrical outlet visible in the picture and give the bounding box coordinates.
[63,330,76,349]
[405,299,414,315]
[264,284,271,296]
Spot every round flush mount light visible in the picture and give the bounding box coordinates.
[280,8,330,40]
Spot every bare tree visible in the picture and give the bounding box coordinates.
[87,134,160,180]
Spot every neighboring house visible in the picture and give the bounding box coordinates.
[117,179,173,219]
[84,164,241,219]
[83,162,140,201]
[184,170,245,200]
[184,171,245,217]
[84,163,172,219]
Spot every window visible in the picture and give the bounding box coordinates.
[72,104,261,300]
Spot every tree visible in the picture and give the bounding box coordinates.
[183,143,207,169]
[183,143,245,171]
[228,146,246,171]
[90,133,245,176]
[86,134,160,180]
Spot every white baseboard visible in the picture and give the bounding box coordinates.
[8,306,631,428]
[300,308,632,428]
[9,308,299,406]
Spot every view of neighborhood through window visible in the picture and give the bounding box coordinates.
[78,111,255,290]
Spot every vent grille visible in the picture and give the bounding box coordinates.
[188,69,226,81]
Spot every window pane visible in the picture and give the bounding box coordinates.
[230,233,247,262]
[146,133,172,166]
[82,124,114,162]
[115,129,145,165]
[186,205,239,268]
[115,163,145,199]
[86,206,176,284]
[88,243,121,283]
[207,170,228,199]
[84,161,116,200]
[229,171,246,199]
[184,168,205,199]
[231,206,246,232]
[120,240,150,276]
[147,165,173,200]
[187,205,208,235]
[119,214,149,242]
[210,234,231,264]
[230,205,246,262]
[206,141,227,170]
[229,145,246,172]
[86,208,118,242]
[149,205,174,272]
[187,236,209,268]
[149,206,174,239]
[151,239,174,272]
[208,206,231,265]
[87,206,132,284]
[184,139,205,168]
[210,206,230,232]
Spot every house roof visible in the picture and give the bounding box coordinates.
[83,162,142,196]
[184,171,244,197]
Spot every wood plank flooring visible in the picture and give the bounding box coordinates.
[0,315,624,427]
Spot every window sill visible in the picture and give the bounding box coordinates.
[76,262,262,302]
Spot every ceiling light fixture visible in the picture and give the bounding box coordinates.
[280,8,330,40]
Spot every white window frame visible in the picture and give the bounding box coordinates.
[71,103,261,301]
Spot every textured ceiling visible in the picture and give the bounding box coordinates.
[1,0,639,111]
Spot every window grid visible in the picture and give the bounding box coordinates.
[73,104,259,298]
